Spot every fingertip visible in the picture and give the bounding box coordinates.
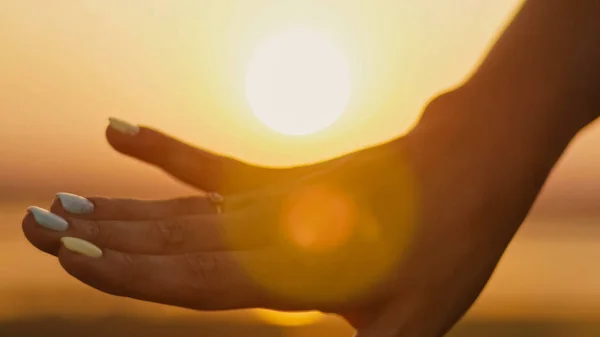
[21,211,61,255]
[21,210,35,232]
[57,243,102,288]
[105,123,139,150]
[108,117,140,136]
[50,193,86,218]
[55,192,95,216]
[49,195,65,215]
[21,212,39,243]
[58,238,104,282]
[61,237,103,258]
[105,124,163,163]
[58,242,88,268]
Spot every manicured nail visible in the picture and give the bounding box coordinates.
[57,193,94,215]
[108,117,139,135]
[27,206,69,231]
[61,237,103,258]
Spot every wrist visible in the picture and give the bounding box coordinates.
[464,0,600,134]
[411,83,585,150]
[458,80,594,141]
[410,84,581,235]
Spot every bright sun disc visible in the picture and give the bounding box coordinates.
[246,29,351,135]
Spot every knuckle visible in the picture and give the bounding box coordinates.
[76,219,102,242]
[76,219,121,250]
[183,253,221,285]
[114,254,142,297]
[121,253,137,280]
[154,219,187,249]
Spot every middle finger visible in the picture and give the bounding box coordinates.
[23,206,270,255]
[51,193,220,220]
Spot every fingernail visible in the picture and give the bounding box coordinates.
[27,206,69,231]
[57,193,94,215]
[108,117,139,135]
[61,237,103,258]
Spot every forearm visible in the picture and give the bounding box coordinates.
[466,0,600,131]
[412,0,600,238]
[417,0,600,148]
[463,0,600,229]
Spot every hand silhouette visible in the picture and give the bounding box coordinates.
[22,1,600,336]
[23,84,593,337]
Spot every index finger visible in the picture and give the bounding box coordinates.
[106,120,238,192]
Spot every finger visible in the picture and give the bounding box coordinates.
[23,209,269,256]
[58,242,266,310]
[22,210,65,255]
[105,118,353,193]
[106,120,265,193]
[50,193,218,221]
[66,212,270,254]
[23,194,220,256]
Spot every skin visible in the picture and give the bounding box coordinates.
[22,1,600,336]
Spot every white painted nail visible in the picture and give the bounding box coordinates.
[108,117,139,135]
[57,193,94,215]
[61,237,103,258]
[27,206,69,231]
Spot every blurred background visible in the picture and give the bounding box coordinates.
[1,0,600,336]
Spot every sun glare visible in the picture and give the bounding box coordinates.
[245,29,351,136]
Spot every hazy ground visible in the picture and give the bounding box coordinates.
[1,317,600,337]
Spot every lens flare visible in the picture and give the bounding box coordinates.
[282,184,357,252]
[234,153,416,307]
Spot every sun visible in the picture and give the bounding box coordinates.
[245,29,351,136]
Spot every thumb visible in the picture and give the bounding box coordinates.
[105,117,252,193]
[105,117,331,193]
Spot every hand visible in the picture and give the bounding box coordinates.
[22,0,600,334]
[23,84,581,337]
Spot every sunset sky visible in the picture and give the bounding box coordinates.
[1,0,600,325]
[1,0,598,210]
[0,0,531,192]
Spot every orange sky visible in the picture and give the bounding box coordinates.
[0,2,510,185]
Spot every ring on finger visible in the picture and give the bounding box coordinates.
[207,192,224,214]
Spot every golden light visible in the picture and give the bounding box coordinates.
[253,309,324,327]
[281,184,358,252]
[245,28,351,135]
[231,155,416,309]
